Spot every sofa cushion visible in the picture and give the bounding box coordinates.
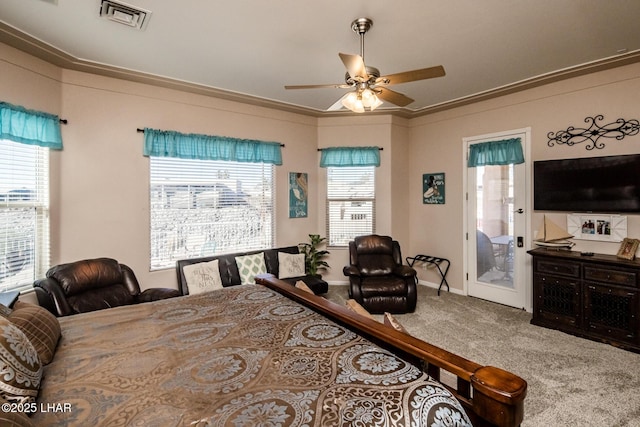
[278,252,306,279]
[4,301,61,365]
[47,258,123,296]
[66,284,134,314]
[235,252,267,284]
[353,235,396,276]
[359,276,407,297]
[182,260,223,295]
[176,246,327,294]
[0,318,42,406]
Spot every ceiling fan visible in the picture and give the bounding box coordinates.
[284,18,446,112]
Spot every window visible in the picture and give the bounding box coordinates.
[326,166,375,247]
[0,139,50,292]
[149,157,274,270]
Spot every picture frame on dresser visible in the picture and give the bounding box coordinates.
[566,213,627,242]
[617,238,640,260]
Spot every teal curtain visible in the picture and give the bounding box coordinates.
[467,138,524,167]
[319,146,380,167]
[143,128,282,165]
[0,102,63,149]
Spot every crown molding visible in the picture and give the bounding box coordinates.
[2,22,639,119]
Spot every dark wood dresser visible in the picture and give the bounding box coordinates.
[528,247,640,352]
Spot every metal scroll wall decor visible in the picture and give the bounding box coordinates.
[547,115,639,150]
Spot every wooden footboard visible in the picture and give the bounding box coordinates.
[256,275,527,427]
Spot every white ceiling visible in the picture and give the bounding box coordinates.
[1,0,640,116]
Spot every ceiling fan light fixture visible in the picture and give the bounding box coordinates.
[341,88,382,112]
[368,95,383,111]
[361,88,375,107]
[341,91,365,113]
[361,88,383,110]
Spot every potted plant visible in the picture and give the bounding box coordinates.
[299,234,330,277]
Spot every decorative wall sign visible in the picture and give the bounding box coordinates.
[423,173,445,204]
[567,213,627,242]
[289,172,308,218]
[547,115,639,150]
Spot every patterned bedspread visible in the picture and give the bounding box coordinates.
[33,285,472,426]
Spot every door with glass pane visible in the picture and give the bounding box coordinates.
[465,131,529,309]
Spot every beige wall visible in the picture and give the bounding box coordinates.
[408,61,640,292]
[1,42,320,290]
[3,41,640,295]
[316,115,414,281]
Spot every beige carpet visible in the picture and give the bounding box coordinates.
[325,284,640,427]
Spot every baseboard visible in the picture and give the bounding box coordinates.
[417,280,467,296]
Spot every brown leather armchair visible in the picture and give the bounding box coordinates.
[33,258,180,317]
[343,235,417,314]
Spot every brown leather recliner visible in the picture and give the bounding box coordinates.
[33,258,180,317]
[343,235,417,314]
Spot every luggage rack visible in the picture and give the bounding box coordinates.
[406,254,450,295]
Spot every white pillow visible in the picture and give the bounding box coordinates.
[278,252,306,279]
[235,252,267,284]
[182,260,223,295]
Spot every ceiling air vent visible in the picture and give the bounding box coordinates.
[100,0,151,30]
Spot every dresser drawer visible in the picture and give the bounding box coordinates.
[584,265,637,287]
[535,259,580,278]
[533,274,581,329]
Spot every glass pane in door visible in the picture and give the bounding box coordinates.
[475,164,514,288]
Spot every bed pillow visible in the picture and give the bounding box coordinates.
[345,299,376,321]
[384,312,409,334]
[5,301,61,365]
[182,260,223,295]
[278,252,306,279]
[0,318,42,406]
[294,280,314,294]
[235,253,267,284]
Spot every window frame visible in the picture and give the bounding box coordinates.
[0,139,50,293]
[325,165,376,247]
[148,156,275,271]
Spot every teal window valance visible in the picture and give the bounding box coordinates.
[319,146,381,167]
[143,128,282,165]
[467,138,524,167]
[0,102,63,150]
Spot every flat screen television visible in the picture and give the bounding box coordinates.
[533,154,640,213]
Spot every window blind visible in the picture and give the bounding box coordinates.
[0,139,50,293]
[326,166,375,247]
[149,157,274,270]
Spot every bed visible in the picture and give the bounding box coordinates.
[27,275,526,426]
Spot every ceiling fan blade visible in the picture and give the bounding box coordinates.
[377,65,445,85]
[376,87,414,107]
[285,83,350,90]
[339,52,368,81]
